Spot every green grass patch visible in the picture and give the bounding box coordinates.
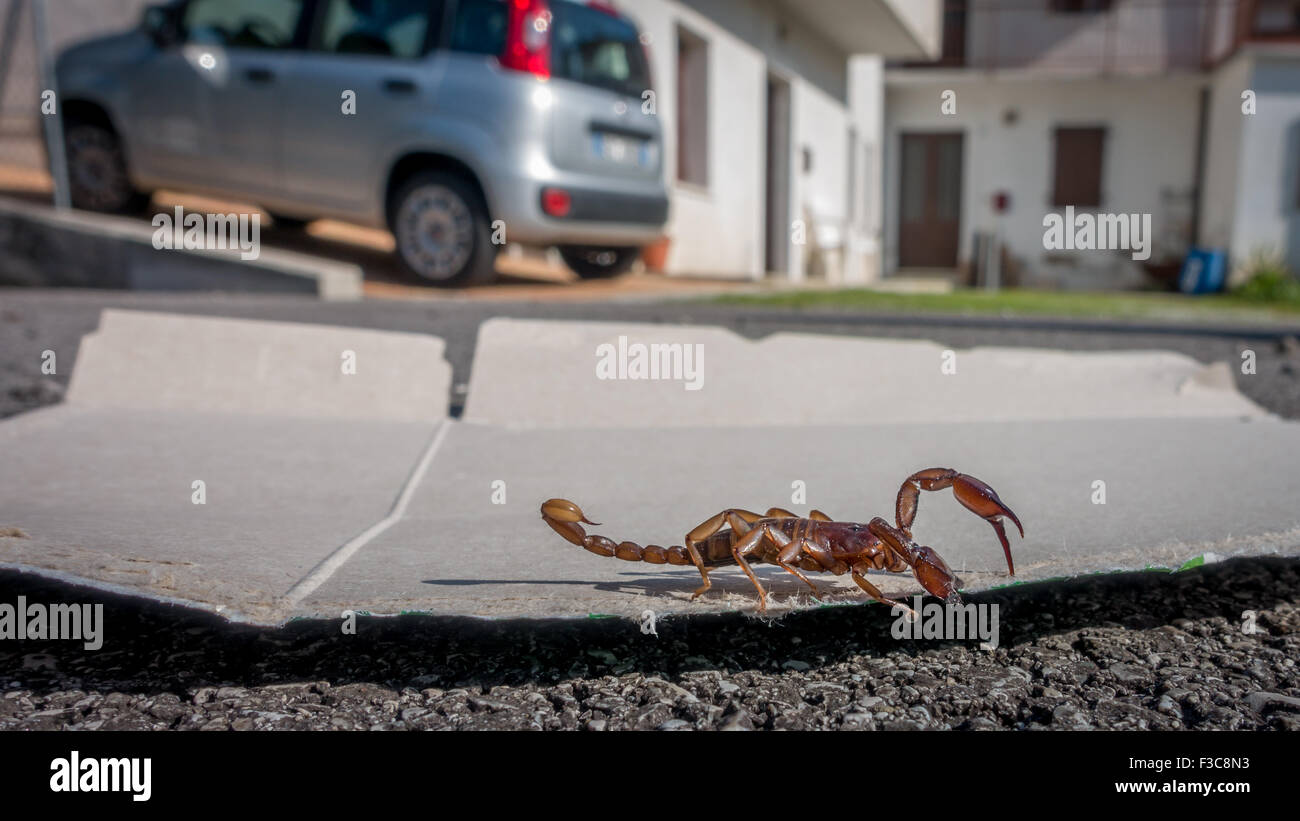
[1177,555,1206,572]
[712,287,1300,324]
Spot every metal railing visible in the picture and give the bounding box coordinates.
[901,0,1297,74]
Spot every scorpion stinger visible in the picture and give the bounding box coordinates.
[895,468,1024,576]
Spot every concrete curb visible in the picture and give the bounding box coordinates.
[0,195,362,300]
[68,309,452,422]
[463,318,1269,428]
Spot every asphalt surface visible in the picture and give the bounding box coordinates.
[2,290,1300,420]
[1,559,1297,730]
[1,289,1298,730]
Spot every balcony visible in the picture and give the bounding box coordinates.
[896,0,1300,76]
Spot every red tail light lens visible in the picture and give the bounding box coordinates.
[502,0,551,78]
[541,187,571,217]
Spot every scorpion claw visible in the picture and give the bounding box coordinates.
[952,474,1022,576]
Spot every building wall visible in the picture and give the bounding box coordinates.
[1199,50,1250,254]
[0,0,149,165]
[1232,53,1300,273]
[631,1,767,278]
[884,74,1203,280]
[846,55,885,283]
[627,0,869,281]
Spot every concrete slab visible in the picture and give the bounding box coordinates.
[3,312,1296,626]
[0,196,363,300]
[0,405,440,622]
[298,416,1300,621]
[463,319,1267,428]
[69,310,451,422]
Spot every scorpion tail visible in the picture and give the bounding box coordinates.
[541,499,692,566]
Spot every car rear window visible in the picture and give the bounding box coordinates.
[551,1,651,98]
[448,0,507,55]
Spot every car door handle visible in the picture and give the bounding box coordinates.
[383,77,417,94]
[244,67,275,84]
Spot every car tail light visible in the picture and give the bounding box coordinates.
[541,187,571,217]
[501,0,551,78]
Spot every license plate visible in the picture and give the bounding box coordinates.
[592,131,648,166]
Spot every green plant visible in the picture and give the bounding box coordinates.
[1231,252,1300,303]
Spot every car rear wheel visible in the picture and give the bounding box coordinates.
[268,213,312,231]
[558,245,641,279]
[63,122,151,214]
[390,171,497,285]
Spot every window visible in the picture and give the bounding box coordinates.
[448,0,508,56]
[1052,126,1106,208]
[1252,0,1300,36]
[939,0,966,65]
[182,0,306,49]
[675,25,709,187]
[316,0,440,59]
[1049,0,1113,13]
[550,1,651,97]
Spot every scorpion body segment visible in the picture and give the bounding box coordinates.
[540,468,1024,614]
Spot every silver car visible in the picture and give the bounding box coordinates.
[54,0,669,284]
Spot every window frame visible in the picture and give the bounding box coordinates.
[674,23,710,191]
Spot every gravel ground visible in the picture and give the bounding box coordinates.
[1,558,1297,731]
[1,289,1298,730]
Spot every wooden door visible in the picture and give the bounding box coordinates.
[898,132,964,268]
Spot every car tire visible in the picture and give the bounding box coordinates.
[62,121,151,214]
[389,171,497,285]
[558,245,641,279]
[268,213,312,231]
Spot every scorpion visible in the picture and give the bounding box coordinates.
[540,468,1023,614]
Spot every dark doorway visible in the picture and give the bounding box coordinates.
[898,132,964,268]
[764,73,792,276]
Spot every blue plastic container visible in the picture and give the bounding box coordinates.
[1178,247,1228,294]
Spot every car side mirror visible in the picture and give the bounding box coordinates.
[141,4,180,47]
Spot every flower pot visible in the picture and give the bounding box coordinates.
[642,236,671,273]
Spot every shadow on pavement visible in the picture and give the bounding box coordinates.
[1,557,1296,696]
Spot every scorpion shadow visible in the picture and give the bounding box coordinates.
[421,564,825,598]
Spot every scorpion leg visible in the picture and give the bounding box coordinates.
[725,523,775,612]
[767,528,823,598]
[764,507,797,519]
[808,510,832,522]
[685,508,763,600]
[850,562,918,618]
[895,468,1023,576]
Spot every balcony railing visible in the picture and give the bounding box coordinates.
[899,0,1299,74]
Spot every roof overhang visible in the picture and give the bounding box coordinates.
[772,0,941,59]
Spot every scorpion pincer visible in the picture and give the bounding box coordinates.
[541,467,1023,614]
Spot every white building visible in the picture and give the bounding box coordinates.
[621,0,940,283]
[883,0,1300,289]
